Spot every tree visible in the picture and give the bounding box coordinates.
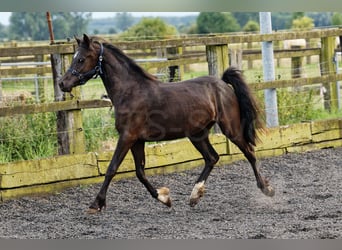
[307,12,333,27]
[243,20,260,32]
[114,12,134,32]
[232,12,259,28]
[120,17,178,40]
[68,12,91,37]
[0,23,8,40]
[9,12,48,40]
[332,12,342,26]
[292,12,305,20]
[292,16,315,29]
[196,12,240,34]
[8,12,91,41]
[271,12,293,30]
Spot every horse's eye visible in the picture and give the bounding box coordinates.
[78,58,85,63]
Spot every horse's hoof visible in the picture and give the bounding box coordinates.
[87,198,106,214]
[86,207,101,214]
[189,197,200,207]
[157,187,172,207]
[189,181,205,207]
[262,185,275,197]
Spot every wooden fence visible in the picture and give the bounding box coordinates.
[1,28,342,200]
[0,118,341,201]
[1,28,342,153]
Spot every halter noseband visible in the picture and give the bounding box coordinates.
[68,42,104,85]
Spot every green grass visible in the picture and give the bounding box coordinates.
[82,108,117,152]
[0,113,57,163]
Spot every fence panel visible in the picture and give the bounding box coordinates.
[1,28,342,160]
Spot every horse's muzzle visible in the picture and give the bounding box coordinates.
[58,80,72,92]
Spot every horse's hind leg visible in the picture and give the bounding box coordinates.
[235,140,274,197]
[131,140,171,207]
[219,123,275,197]
[189,135,219,207]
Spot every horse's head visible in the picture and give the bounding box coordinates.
[58,34,103,92]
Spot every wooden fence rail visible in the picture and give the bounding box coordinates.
[0,99,112,117]
[1,28,342,155]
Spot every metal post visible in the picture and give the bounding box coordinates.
[34,74,39,102]
[259,12,279,127]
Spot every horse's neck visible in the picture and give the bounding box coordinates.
[100,62,156,107]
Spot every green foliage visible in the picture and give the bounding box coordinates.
[277,88,315,124]
[232,12,259,28]
[243,20,260,32]
[291,16,315,30]
[120,17,178,40]
[0,113,57,163]
[82,109,117,152]
[196,12,240,34]
[292,12,305,20]
[0,23,8,40]
[0,109,118,163]
[331,12,342,25]
[307,12,333,27]
[114,12,135,32]
[8,12,91,40]
[253,84,340,126]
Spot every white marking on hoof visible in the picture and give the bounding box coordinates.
[189,181,205,207]
[262,185,275,197]
[157,187,172,207]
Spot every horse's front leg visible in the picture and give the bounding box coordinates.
[88,135,135,213]
[131,140,172,207]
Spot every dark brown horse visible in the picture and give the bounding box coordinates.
[59,34,274,213]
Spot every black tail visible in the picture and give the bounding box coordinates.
[221,67,263,146]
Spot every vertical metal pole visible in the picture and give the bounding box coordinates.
[34,74,39,103]
[259,12,279,127]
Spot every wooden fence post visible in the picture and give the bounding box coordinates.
[51,51,86,155]
[50,53,69,155]
[0,70,2,103]
[306,38,311,65]
[36,54,47,103]
[229,48,243,69]
[156,47,167,81]
[247,42,253,69]
[291,45,304,79]
[63,54,86,155]
[167,46,183,82]
[206,44,229,78]
[320,36,338,111]
[68,89,86,155]
[206,44,229,133]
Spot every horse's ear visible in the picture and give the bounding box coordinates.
[83,34,91,48]
[74,35,81,45]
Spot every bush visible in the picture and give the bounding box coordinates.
[0,113,57,163]
[0,109,118,163]
[277,88,316,125]
[254,87,336,126]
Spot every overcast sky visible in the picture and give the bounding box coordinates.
[0,12,199,25]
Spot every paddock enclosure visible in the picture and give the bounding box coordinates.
[0,28,342,238]
[0,147,341,239]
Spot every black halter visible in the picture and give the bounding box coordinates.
[68,42,104,85]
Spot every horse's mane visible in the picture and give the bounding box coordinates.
[89,36,157,81]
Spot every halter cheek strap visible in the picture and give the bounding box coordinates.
[68,42,104,85]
